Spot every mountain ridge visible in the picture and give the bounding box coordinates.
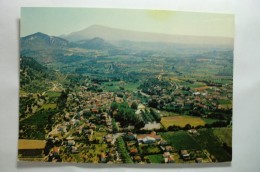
[61,25,233,46]
[69,37,116,50]
[21,32,69,49]
[20,30,233,65]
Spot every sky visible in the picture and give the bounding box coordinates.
[21,8,234,38]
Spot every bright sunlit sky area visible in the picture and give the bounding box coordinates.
[21,7,234,38]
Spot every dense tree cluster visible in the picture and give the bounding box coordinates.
[20,56,52,92]
[112,118,119,133]
[130,102,138,110]
[57,89,69,110]
[111,102,145,129]
[19,109,58,139]
[139,109,161,123]
[167,120,230,131]
[150,109,161,123]
[138,78,171,95]
[116,137,133,163]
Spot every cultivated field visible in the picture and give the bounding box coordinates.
[213,128,232,147]
[194,129,232,162]
[161,115,206,128]
[160,131,202,150]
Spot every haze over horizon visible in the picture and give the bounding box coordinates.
[61,24,234,46]
[21,8,234,39]
[21,24,233,46]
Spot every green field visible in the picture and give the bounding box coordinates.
[39,103,57,110]
[202,118,221,124]
[124,82,140,91]
[141,145,162,155]
[177,81,206,88]
[160,131,202,150]
[213,128,232,147]
[160,129,232,162]
[102,82,119,92]
[147,154,164,163]
[60,143,109,163]
[20,109,57,139]
[193,129,232,162]
[218,99,232,104]
[91,131,106,142]
[46,91,61,97]
[102,81,139,92]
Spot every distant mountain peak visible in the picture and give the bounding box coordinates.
[34,32,48,36]
[88,24,106,29]
[23,32,48,40]
[61,25,233,46]
[70,36,115,50]
[21,32,69,50]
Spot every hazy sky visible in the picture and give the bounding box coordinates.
[21,8,234,38]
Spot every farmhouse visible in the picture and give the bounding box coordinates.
[100,152,107,163]
[125,132,136,140]
[163,151,170,158]
[18,139,46,157]
[91,108,98,113]
[130,148,138,155]
[71,146,79,154]
[133,155,142,162]
[165,145,174,152]
[196,157,203,163]
[104,134,113,143]
[67,140,76,146]
[57,125,67,133]
[180,150,190,160]
[159,140,168,146]
[137,131,161,144]
[65,136,76,146]
[137,104,146,110]
[163,152,174,163]
[52,146,60,157]
[188,129,199,135]
[142,136,156,144]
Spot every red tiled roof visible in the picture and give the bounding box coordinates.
[130,148,138,153]
[137,134,161,140]
[100,153,106,158]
